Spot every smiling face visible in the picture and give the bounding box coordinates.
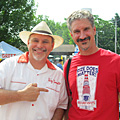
[70,19,96,55]
[27,33,54,61]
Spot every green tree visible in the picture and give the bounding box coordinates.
[61,22,73,45]
[94,15,115,52]
[0,0,37,51]
[111,13,120,54]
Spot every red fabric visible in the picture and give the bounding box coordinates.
[17,52,29,63]
[17,52,56,70]
[63,48,120,120]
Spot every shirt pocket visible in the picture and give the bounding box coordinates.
[10,77,27,90]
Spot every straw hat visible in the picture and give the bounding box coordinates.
[19,21,63,49]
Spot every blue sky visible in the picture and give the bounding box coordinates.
[35,0,120,23]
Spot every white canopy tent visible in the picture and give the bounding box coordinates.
[0,41,23,59]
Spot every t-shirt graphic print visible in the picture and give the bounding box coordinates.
[77,65,98,111]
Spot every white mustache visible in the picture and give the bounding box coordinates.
[33,48,47,52]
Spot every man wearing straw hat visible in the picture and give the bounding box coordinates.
[0,21,68,120]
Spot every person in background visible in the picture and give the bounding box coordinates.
[63,10,120,120]
[0,58,2,63]
[57,59,63,70]
[0,21,68,120]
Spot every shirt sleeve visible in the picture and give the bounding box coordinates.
[116,56,120,92]
[56,73,68,109]
[0,58,16,89]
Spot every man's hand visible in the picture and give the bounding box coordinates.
[0,83,48,105]
[18,83,48,102]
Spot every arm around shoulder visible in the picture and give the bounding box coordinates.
[51,108,65,120]
[63,96,72,120]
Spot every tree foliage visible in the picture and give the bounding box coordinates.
[0,0,36,51]
[0,1,120,54]
[111,13,120,53]
[94,14,120,53]
[94,15,115,51]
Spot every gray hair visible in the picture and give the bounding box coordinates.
[67,10,95,32]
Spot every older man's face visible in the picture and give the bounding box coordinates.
[27,34,54,61]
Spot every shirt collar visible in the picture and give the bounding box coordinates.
[18,52,56,70]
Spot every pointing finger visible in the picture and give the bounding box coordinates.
[38,88,49,92]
